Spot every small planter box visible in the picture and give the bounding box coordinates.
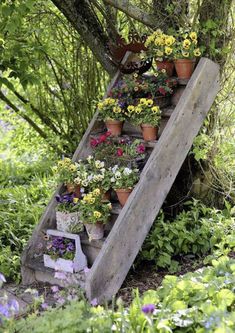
[56,211,83,233]
[44,229,87,273]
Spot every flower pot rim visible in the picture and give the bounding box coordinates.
[141,124,158,128]
[174,58,196,63]
[105,119,124,124]
[115,188,133,192]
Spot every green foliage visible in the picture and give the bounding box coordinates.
[139,200,235,272]
[4,256,235,332]
[0,119,56,281]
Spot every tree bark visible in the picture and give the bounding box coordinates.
[51,0,117,75]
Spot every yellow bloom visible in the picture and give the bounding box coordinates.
[182,51,190,58]
[69,165,77,172]
[127,105,135,112]
[152,106,160,114]
[97,102,103,109]
[189,32,197,40]
[135,107,142,114]
[139,98,147,105]
[183,39,191,49]
[194,48,201,57]
[73,197,79,203]
[165,47,173,55]
[93,189,101,196]
[93,211,102,219]
[154,37,164,46]
[146,99,154,107]
[156,50,164,57]
[165,36,175,46]
[113,106,122,113]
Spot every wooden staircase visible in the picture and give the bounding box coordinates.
[21,53,220,302]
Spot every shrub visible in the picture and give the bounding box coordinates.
[139,200,235,272]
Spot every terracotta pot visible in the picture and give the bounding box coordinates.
[102,190,111,201]
[66,183,81,197]
[115,188,133,207]
[105,120,123,137]
[85,222,104,240]
[155,60,174,77]
[174,58,196,80]
[141,124,158,141]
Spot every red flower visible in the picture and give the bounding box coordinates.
[90,138,99,147]
[106,131,112,137]
[158,87,167,96]
[136,144,145,154]
[117,148,123,156]
[98,134,107,143]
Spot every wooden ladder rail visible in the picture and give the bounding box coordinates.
[85,57,220,302]
[21,52,132,284]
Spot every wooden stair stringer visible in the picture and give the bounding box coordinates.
[21,52,132,284]
[85,57,220,302]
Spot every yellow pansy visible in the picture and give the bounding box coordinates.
[189,32,197,40]
[152,106,160,114]
[140,98,147,105]
[156,50,164,57]
[93,211,102,219]
[146,99,154,107]
[194,48,201,57]
[73,197,79,203]
[113,106,122,113]
[97,102,103,109]
[154,37,164,46]
[165,47,173,55]
[69,165,77,172]
[165,36,175,46]
[135,107,142,114]
[183,39,191,49]
[93,189,101,196]
[127,105,135,112]
[182,51,190,58]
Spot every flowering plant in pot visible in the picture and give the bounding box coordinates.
[97,98,126,136]
[79,189,112,240]
[52,158,80,196]
[110,165,139,207]
[55,194,83,233]
[172,30,202,79]
[91,134,146,170]
[145,29,176,76]
[128,98,161,141]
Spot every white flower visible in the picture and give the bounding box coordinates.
[87,175,93,181]
[82,181,88,187]
[115,171,121,179]
[111,177,115,182]
[112,165,118,173]
[123,168,132,176]
[97,175,104,181]
[87,155,93,163]
[100,168,106,174]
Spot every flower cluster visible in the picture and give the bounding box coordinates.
[52,158,78,185]
[79,190,112,225]
[145,29,176,60]
[110,165,139,189]
[97,98,126,121]
[90,134,146,168]
[127,98,161,127]
[173,30,202,59]
[0,273,20,321]
[55,193,79,213]
[46,236,75,260]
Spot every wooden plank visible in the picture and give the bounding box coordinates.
[21,52,132,284]
[85,58,220,302]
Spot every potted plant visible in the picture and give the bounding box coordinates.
[52,158,80,196]
[55,194,83,233]
[97,98,126,136]
[145,29,176,76]
[110,165,139,206]
[173,30,202,79]
[79,189,112,240]
[128,98,161,141]
[44,232,87,273]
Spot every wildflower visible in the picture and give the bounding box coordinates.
[165,36,175,46]
[146,99,153,107]
[93,189,101,196]
[117,148,123,157]
[135,107,142,114]
[127,105,135,112]
[139,98,146,105]
[194,48,201,57]
[141,304,156,314]
[152,106,160,114]
[182,51,190,58]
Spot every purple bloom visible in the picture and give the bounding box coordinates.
[0,304,10,318]
[57,297,65,305]
[90,298,98,306]
[0,273,6,283]
[41,303,49,310]
[141,304,156,314]
[136,144,145,154]
[8,299,19,313]
[51,285,59,293]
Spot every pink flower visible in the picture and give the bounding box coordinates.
[98,134,107,143]
[90,138,98,147]
[106,131,112,137]
[136,144,145,154]
[117,148,123,156]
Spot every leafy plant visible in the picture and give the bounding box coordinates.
[128,98,161,126]
[144,29,176,60]
[110,165,139,189]
[45,236,75,261]
[97,98,126,121]
[173,29,203,59]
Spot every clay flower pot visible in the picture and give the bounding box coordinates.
[155,60,174,77]
[105,119,123,136]
[115,188,133,207]
[85,222,104,240]
[66,183,81,197]
[141,124,158,141]
[174,58,196,80]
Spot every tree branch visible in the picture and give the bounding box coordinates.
[102,0,156,28]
